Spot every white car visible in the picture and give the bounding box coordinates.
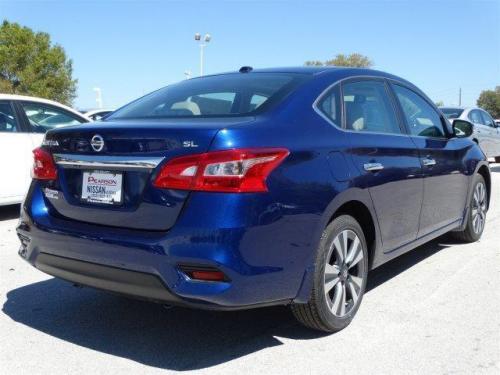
[83,108,114,121]
[0,94,90,206]
[440,106,500,162]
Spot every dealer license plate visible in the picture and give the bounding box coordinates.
[81,170,123,205]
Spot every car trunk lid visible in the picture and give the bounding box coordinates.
[42,118,254,230]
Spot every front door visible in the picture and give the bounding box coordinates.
[391,84,469,236]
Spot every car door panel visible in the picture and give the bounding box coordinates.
[0,101,33,204]
[348,134,423,251]
[391,84,469,236]
[480,110,500,157]
[410,137,470,235]
[339,79,423,252]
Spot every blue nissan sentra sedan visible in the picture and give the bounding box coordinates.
[17,67,490,332]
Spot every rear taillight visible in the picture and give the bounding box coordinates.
[32,147,57,180]
[153,148,289,193]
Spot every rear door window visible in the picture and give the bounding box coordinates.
[342,80,401,134]
[0,101,19,132]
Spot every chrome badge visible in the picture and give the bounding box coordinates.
[90,134,105,152]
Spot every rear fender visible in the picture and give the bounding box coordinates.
[293,187,382,303]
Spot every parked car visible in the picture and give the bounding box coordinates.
[440,106,500,162]
[0,94,89,206]
[17,68,490,332]
[82,108,114,121]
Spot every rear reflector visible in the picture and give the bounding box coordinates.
[178,264,229,282]
[190,270,226,282]
[32,147,57,180]
[153,148,289,192]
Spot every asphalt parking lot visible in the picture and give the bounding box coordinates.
[1,165,499,375]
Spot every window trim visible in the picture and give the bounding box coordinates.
[388,80,451,140]
[313,75,409,137]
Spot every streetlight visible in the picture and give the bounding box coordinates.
[93,87,103,109]
[194,33,211,76]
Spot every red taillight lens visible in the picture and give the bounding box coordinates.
[153,148,289,193]
[32,147,57,180]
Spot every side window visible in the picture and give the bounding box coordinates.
[317,85,341,126]
[250,94,267,111]
[21,102,85,133]
[393,85,446,138]
[480,111,495,127]
[0,101,19,133]
[342,80,401,134]
[469,110,483,124]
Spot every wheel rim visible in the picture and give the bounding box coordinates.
[323,229,365,317]
[472,182,487,234]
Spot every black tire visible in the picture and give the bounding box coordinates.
[292,215,369,332]
[452,174,488,243]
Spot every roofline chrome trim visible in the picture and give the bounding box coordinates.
[53,154,164,171]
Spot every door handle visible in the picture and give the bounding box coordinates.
[422,158,436,166]
[363,162,384,172]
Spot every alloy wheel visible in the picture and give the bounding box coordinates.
[323,229,365,317]
[471,181,487,234]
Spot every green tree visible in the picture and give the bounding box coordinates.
[477,86,500,119]
[435,100,444,107]
[0,20,77,105]
[305,53,373,68]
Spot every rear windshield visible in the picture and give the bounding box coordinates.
[108,73,309,120]
[440,108,464,119]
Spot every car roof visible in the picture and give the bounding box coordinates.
[0,93,90,120]
[197,66,417,90]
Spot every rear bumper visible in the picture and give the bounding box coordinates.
[34,253,182,304]
[16,182,315,310]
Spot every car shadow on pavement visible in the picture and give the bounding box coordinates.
[2,234,456,371]
[0,204,20,221]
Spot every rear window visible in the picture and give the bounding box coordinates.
[440,108,464,119]
[108,73,309,120]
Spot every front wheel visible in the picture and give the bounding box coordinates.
[292,215,368,332]
[453,174,488,243]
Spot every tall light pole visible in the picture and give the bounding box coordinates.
[194,33,211,76]
[93,87,103,109]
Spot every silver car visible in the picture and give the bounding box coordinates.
[440,107,500,162]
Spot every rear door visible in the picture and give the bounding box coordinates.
[0,100,33,204]
[390,83,469,236]
[341,78,423,252]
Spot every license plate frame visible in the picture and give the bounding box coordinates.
[81,170,123,205]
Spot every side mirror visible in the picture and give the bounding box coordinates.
[452,119,474,138]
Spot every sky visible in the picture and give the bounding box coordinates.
[1,0,499,110]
